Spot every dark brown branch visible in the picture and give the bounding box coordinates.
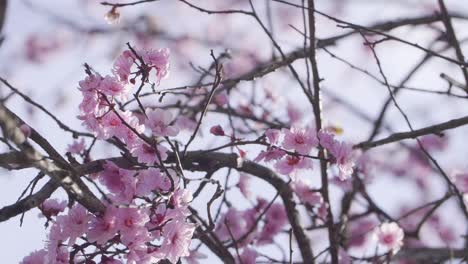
[356,114,468,149]
[0,179,59,222]
[438,0,468,90]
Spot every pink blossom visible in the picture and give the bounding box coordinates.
[282,127,318,154]
[373,222,404,253]
[135,168,168,196]
[145,108,179,137]
[113,50,134,82]
[317,202,328,221]
[317,129,335,150]
[87,207,119,245]
[216,208,247,241]
[254,147,286,163]
[265,128,281,145]
[116,207,150,234]
[347,219,375,248]
[78,73,101,92]
[210,125,225,136]
[57,204,90,245]
[139,48,170,83]
[116,208,151,248]
[39,199,67,218]
[451,171,468,193]
[170,189,193,210]
[79,91,99,114]
[257,204,287,244]
[237,173,252,198]
[328,141,356,180]
[45,223,66,262]
[98,75,128,97]
[237,248,257,264]
[99,161,136,202]
[160,218,196,263]
[175,115,197,131]
[99,111,124,139]
[419,134,447,151]
[20,250,46,264]
[24,34,61,63]
[67,139,86,154]
[214,90,229,106]
[287,102,302,124]
[121,227,152,250]
[274,155,313,175]
[292,180,323,206]
[131,141,168,165]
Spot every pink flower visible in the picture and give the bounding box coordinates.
[79,91,99,114]
[170,189,193,210]
[292,179,323,206]
[135,168,170,196]
[216,208,247,241]
[317,129,335,150]
[287,102,302,124]
[57,204,90,245]
[257,204,287,244]
[140,48,170,83]
[67,139,86,154]
[373,222,404,253]
[145,108,179,137]
[116,208,150,247]
[116,207,149,233]
[214,91,229,106]
[113,50,134,82]
[45,223,67,262]
[347,219,375,248]
[79,73,101,92]
[237,248,257,264]
[39,199,67,218]
[160,218,196,263]
[317,202,328,221]
[237,173,252,198]
[98,75,128,97]
[210,125,225,136]
[20,250,47,264]
[175,115,197,132]
[121,228,152,250]
[451,171,468,193]
[131,140,168,165]
[274,155,313,175]
[254,147,286,163]
[100,111,125,139]
[329,141,356,180]
[87,207,119,245]
[99,161,136,202]
[282,127,318,154]
[265,128,281,145]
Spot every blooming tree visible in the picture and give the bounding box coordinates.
[0,0,468,263]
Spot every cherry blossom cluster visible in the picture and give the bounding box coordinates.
[255,127,358,180]
[213,199,288,263]
[21,47,198,264]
